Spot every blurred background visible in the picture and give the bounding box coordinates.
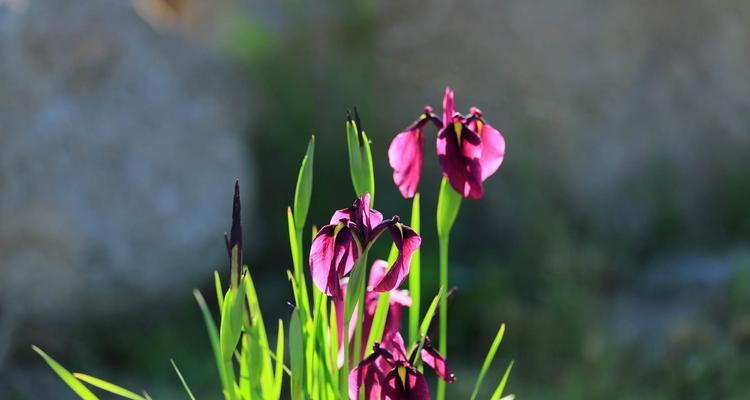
[2,0,750,398]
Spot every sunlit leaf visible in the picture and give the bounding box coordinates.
[489,360,514,400]
[32,346,98,400]
[293,135,315,230]
[171,360,197,400]
[73,373,146,400]
[470,324,506,400]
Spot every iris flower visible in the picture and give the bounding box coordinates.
[334,260,412,367]
[388,87,506,199]
[309,194,421,299]
[349,332,455,400]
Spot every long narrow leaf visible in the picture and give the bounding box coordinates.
[171,360,197,400]
[490,360,514,400]
[470,324,506,400]
[32,346,98,400]
[193,290,227,390]
[273,319,285,400]
[289,308,305,400]
[408,193,421,344]
[419,287,444,337]
[293,136,315,228]
[73,373,146,400]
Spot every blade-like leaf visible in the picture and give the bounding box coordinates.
[73,373,146,400]
[287,207,300,270]
[365,291,390,351]
[289,308,305,400]
[419,287,444,337]
[193,289,227,390]
[470,324,507,400]
[214,271,224,312]
[273,319,285,400]
[346,117,364,197]
[408,193,421,344]
[344,256,367,323]
[293,135,315,229]
[490,360,514,400]
[171,359,197,400]
[359,130,375,202]
[32,346,99,400]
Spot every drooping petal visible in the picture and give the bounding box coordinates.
[349,352,385,400]
[333,228,359,278]
[373,225,421,292]
[477,122,506,181]
[382,366,431,400]
[388,126,425,199]
[420,339,456,383]
[442,87,455,127]
[310,224,358,299]
[437,122,484,199]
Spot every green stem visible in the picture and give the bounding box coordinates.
[437,234,449,400]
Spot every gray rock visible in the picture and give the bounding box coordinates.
[0,0,253,342]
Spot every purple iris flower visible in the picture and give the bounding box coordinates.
[309,194,421,300]
[388,87,506,199]
[349,332,454,400]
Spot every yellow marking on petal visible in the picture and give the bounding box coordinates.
[333,222,345,240]
[419,114,427,120]
[397,366,408,386]
[454,122,463,145]
[476,120,483,133]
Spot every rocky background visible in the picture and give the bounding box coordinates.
[2,0,750,398]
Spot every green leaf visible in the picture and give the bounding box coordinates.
[219,281,245,361]
[214,271,224,314]
[365,291,390,351]
[32,346,99,400]
[73,373,146,400]
[359,130,375,202]
[419,287,444,337]
[470,324,506,400]
[289,308,305,400]
[344,256,367,323]
[193,290,227,391]
[287,207,300,270]
[408,193,421,344]
[273,319,285,400]
[346,118,364,197]
[436,177,462,238]
[293,135,315,229]
[489,360,514,400]
[171,359,197,400]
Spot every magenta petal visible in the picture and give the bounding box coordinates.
[382,367,430,400]
[437,124,484,199]
[388,127,424,199]
[442,87,455,127]
[383,331,408,362]
[478,122,506,181]
[368,259,388,288]
[421,345,456,383]
[349,353,384,400]
[333,229,358,277]
[373,226,421,292]
[309,225,339,298]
